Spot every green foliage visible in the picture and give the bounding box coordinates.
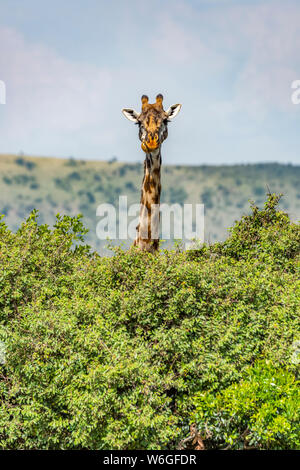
[166,187,188,204]
[218,194,300,267]
[64,157,79,167]
[0,195,299,449]
[192,361,299,449]
[15,157,36,170]
[2,176,12,185]
[11,174,36,185]
[201,188,214,208]
[67,171,81,181]
[54,177,71,191]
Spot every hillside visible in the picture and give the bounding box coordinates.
[1,153,300,250]
[0,194,299,449]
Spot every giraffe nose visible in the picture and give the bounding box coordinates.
[146,133,159,149]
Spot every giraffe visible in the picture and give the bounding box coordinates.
[122,94,181,252]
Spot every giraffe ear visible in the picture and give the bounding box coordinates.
[165,104,182,120]
[122,108,140,123]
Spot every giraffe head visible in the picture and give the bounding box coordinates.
[122,94,181,153]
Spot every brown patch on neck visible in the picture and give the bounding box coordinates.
[135,143,162,253]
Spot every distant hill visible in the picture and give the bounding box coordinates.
[1,153,299,251]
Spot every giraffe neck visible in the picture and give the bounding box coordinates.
[135,148,162,252]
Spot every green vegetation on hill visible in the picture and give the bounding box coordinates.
[0,195,299,449]
[1,154,299,251]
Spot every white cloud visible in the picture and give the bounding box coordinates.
[151,18,208,65]
[0,27,112,153]
[208,2,300,115]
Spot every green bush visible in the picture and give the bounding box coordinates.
[201,188,214,208]
[217,193,299,268]
[64,157,78,167]
[165,187,188,204]
[67,171,81,181]
[0,194,299,449]
[2,176,12,185]
[192,361,299,449]
[15,157,36,170]
[10,174,36,185]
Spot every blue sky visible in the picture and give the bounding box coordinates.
[0,0,299,165]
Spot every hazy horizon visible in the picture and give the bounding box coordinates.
[2,152,300,169]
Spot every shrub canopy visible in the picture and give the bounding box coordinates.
[0,195,299,449]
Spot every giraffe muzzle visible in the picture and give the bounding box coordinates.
[141,134,159,152]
